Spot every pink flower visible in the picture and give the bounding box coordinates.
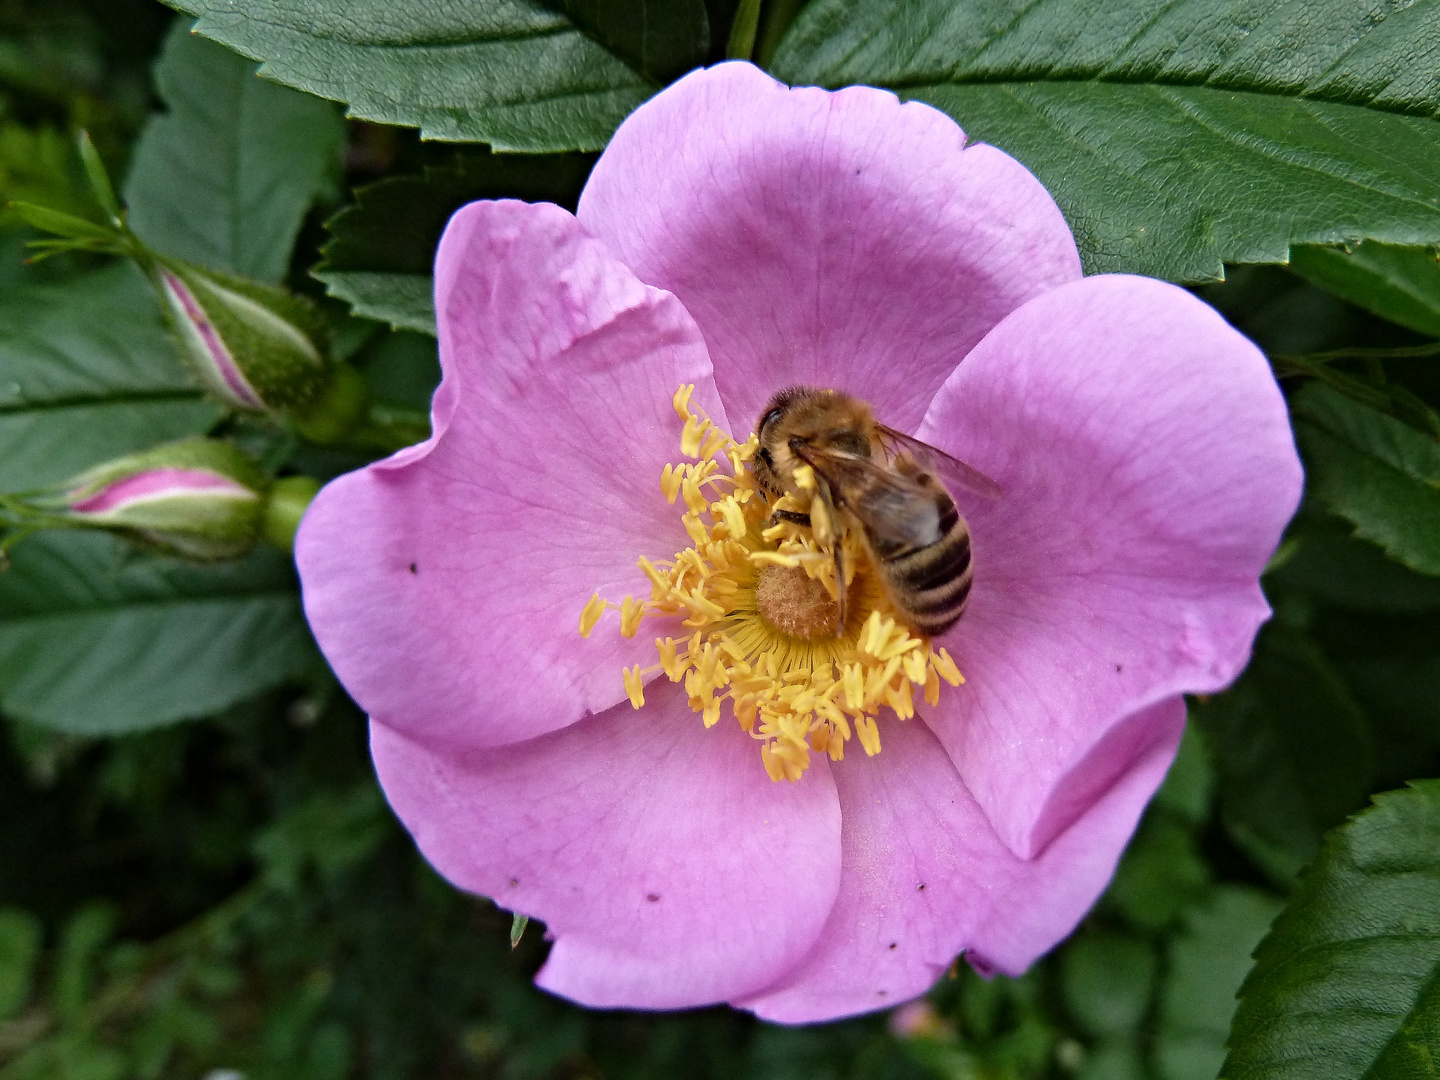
[295,63,1301,1022]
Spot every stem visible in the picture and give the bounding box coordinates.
[1274,341,1440,366]
[726,0,762,60]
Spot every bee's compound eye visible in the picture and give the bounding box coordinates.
[761,407,785,433]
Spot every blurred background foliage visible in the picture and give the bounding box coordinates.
[1,1,1439,1078]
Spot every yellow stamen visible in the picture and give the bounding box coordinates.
[581,386,969,780]
[619,595,645,638]
[624,665,646,708]
[579,592,607,638]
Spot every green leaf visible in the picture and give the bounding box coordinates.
[1289,244,1440,340]
[0,907,42,1021]
[253,785,390,891]
[1157,887,1282,1080]
[314,149,593,334]
[1078,1041,1149,1080]
[125,19,344,282]
[1293,383,1440,577]
[1268,514,1440,614]
[0,530,316,734]
[1153,721,1215,828]
[1104,814,1211,932]
[0,263,221,492]
[52,902,115,1020]
[164,0,655,153]
[0,123,102,222]
[1061,932,1157,1038]
[1224,781,1440,1080]
[313,272,436,336]
[1194,626,1374,885]
[553,0,708,83]
[772,0,1440,282]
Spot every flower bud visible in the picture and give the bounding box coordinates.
[56,438,269,560]
[151,258,330,414]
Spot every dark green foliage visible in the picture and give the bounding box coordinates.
[1193,627,1374,885]
[550,0,710,84]
[1224,782,1440,1080]
[1293,385,1440,575]
[315,150,594,334]
[1288,245,1440,342]
[124,18,345,282]
[772,0,1440,281]
[0,263,219,490]
[0,532,317,733]
[165,0,654,152]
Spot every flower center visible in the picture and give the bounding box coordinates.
[579,385,964,782]
[754,563,841,639]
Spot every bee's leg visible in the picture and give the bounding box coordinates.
[768,509,811,527]
[831,541,848,634]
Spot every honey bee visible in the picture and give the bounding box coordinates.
[751,386,1002,637]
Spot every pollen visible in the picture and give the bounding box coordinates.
[580,385,965,781]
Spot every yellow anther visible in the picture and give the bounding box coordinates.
[672,383,695,420]
[924,664,941,706]
[682,474,708,515]
[719,497,747,540]
[855,714,882,756]
[933,648,964,686]
[702,695,722,728]
[843,662,865,709]
[638,556,667,590]
[619,595,645,638]
[793,464,816,491]
[749,550,802,568]
[661,463,684,503]
[657,637,684,680]
[624,665,646,709]
[699,427,729,461]
[681,415,710,458]
[579,592,607,638]
[683,513,710,547]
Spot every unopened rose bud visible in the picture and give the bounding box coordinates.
[151,258,330,414]
[55,437,268,560]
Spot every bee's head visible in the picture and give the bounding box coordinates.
[753,386,818,495]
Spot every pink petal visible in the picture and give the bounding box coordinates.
[370,678,842,1009]
[736,702,1183,1023]
[297,200,726,749]
[576,61,1082,435]
[915,275,1302,859]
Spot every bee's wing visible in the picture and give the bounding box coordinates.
[799,447,941,555]
[874,423,1003,501]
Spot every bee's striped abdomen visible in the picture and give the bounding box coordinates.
[876,495,973,636]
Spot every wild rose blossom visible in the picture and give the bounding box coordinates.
[296,63,1301,1021]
